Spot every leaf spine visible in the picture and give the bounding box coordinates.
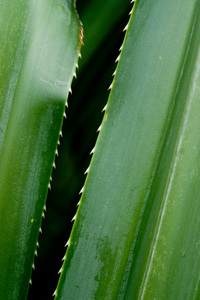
[32,263,35,270]
[29,279,32,285]
[84,167,90,174]
[59,130,63,137]
[77,199,81,206]
[129,7,133,15]
[97,124,102,132]
[112,69,116,77]
[90,147,95,154]
[69,87,72,94]
[115,54,121,62]
[53,290,57,297]
[123,24,128,32]
[65,101,68,107]
[42,211,45,218]
[53,162,56,169]
[44,205,46,211]
[39,227,42,233]
[102,104,107,112]
[108,82,113,90]
[63,112,67,118]
[58,267,62,274]
[48,183,51,190]
[35,249,38,256]
[62,254,66,261]
[37,241,39,247]
[79,186,84,194]
[55,149,59,156]
[65,239,70,247]
[71,213,77,222]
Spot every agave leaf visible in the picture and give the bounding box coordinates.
[55,0,200,298]
[28,0,132,297]
[0,0,81,298]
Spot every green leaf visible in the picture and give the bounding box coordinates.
[0,0,81,298]
[55,0,200,298]
[28,0,131,296]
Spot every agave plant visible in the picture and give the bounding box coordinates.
[1,0,200,299]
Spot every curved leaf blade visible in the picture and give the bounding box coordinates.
[55,0,200,299]
[0,0,81,298]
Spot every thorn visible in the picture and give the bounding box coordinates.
[65,239,70,247]
[55,149,59,156]
[42,212,45,218]
[78,52,82,59]
[84,167,90,174]
[77,199,81,206]
[112,69,116,77]
[73,71,77,78]
[48,183,51,190]
[69,87,72,94]
[65,101,68,107]
[123,24,128,32]
[76,63,79,69]
[63,112,67,118]
[102,104,107,112]
[29,279,32,285]
[108,82,113,90]
[57,139,60,145]
[59,130,63,137]
[115,54,120,62]
[44,205,46,211]
[119,44,123,51]
[36,241,39,247]
[90,147,95,155]
[58,267,62,274]
[79,186,84,194]
[39,227,42,233]
[97,124,102,132]
[62,254,66,261]
[129,8,133,15]
[53,290,57,297]
[71,214,77,222]
[50,176,52,181]
[32,263,35,270]
[35,249,38,256]
[53,162,56,169]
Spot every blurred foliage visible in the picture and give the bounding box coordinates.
[28,0,130,298]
